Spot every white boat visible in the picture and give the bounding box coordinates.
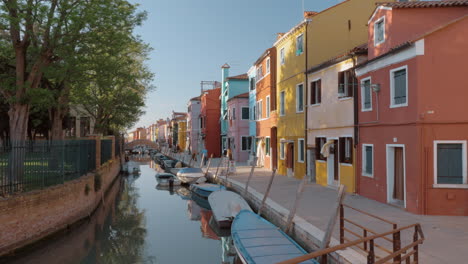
[155,172,181,186]
[208,190,252,229]
[176,168,205,184]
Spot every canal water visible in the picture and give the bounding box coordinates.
[3,160,238,264]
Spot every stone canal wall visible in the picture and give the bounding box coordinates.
[0,158,121,257]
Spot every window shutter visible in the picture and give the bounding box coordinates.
[339,137,345,163]
[348,71,356,97]
[394,69,406,105]
[349,137,353,164]
[338,72,344,95]
[315,138,320,160]
[318,80,322,103]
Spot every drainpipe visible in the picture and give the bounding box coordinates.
[304,19,310,182]
[352,54,359,194]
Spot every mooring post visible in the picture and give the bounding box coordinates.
[199,153,205,168]
[244,156,258,196]
[285,175,308,234]
[214,156,223,180]
[258,169,276,216]
[204,154,213,177]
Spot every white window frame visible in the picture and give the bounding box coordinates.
[280,48,285,65]
[280,140,286,160]
[296,34,304,56]
[390,65,408,108]
[362,144,374,177]
[266,57,270,74]
[298,138,305,163]
[280,91,285,116]
[241,107,249,120]
[374,16,385,46]
[296,83,304,113]
[433,140,468,188]
[266,95,271,118]
[361,77,372,112]
[241,136,251,152]
[265,136,271,156]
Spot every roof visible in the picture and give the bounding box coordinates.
[377,1,468,9]
[306,43,367,74]
[227,73,249,80]
[189,95,201,101]
[227,92,249,101]
[254,47,274,66]
[221,63,230,69]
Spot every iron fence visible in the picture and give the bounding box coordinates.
[100,139,113,165]
[0,140,96,195]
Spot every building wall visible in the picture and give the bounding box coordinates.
[306,0,384,67]
[276,22,306,179]
[248,68,257,142]
[177,121,187,151]
[227,97,250,162]
[187,100,201,153]
[201,88,221,157]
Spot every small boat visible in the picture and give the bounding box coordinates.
[208,190,252,229]
[232,210,319,264]
[176,187,191,200]
[191,191,212,210]
[176,168,205,184]
[155,172,181,186]
[190,183,226,199]
[132,167,141,175]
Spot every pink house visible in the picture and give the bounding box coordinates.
[227,92,250,162]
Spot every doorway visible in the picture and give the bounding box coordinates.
[386,145,406,207]
[286,142,294,177]
[327,140,339,186]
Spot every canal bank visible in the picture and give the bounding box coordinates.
[0,158,121,257]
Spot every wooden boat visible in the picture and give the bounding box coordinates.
[190,183,226,199]
[208,190,252,229]
[231,210,319,264]
[176,168,205,184]
[155,172,181,186]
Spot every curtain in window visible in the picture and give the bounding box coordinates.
[394,69,407,105]
[437,144,463,184]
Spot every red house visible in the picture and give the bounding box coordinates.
[355,1,468,215]
[200,87,221,158]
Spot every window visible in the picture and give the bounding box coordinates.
[434,141,467,186]
[252,105,256,121]
[241,136,252,151]
[296,34,304,55]
[339,137,353,164]
[296,83,304,112]
[362,144,374,177]
[310,80,321,105]
[280,141,286,160]
[250,77,256,90]
[315,137,327,161]
[338,69,356,98]
[265,137,271,156]
[241,107,249,120]
[257,65,263,80]
[390,66,408,107]
[266,96,270,118]
[280,91,285,116]
[361,78,372,111]
[266,58,270,74]
[374,17,385,46]
[280,48,285,65]
[232,107,236,120]
[298,138,305,163]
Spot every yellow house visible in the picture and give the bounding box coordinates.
[305,0,394,192]
[274,14,311,179]
[177,120,187,151]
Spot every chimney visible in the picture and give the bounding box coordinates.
[221,63,230,82]
[276,33,285,40]
[304,11,317,19]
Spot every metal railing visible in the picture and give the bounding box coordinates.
[0,140,96,195]
[101,139,113,165]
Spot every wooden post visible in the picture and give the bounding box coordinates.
[320,185,346,252]
[285,175,308,234]
[214,156,224,179]
[204,154,213,176]
[340,205,345,244]
[199,153,205,168]
[257,169,276,216]
[244,156,258,196]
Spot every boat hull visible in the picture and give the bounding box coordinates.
[208,190,252,229]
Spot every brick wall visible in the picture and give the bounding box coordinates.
[0,158,120,256]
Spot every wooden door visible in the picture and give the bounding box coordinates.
[271,127,278,169]
[393,147,404,201]
[287,143,294,170]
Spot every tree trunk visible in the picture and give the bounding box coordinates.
[7,103,29,192]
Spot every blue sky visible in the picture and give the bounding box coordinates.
[130,0,340,130]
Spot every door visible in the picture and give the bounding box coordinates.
[271,127,278,170]
[393,147,404,202]
[287,143,294,177]
[327,140,339,186]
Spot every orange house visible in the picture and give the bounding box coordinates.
[254,47,278,170]
[355,2,468,215]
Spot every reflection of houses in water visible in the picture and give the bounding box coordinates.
[200,210,219,240]
[187,200,201,221]
[221,237,237,264]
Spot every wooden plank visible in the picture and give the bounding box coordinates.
[214,156,224,179]
[244,156,258,196]
[321,185,346,249]
[199,153,205,168]
[257,169,276,216]
[285,175,308,234]
[204,154,213,176]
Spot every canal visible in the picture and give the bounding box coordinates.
[3,160,237,264]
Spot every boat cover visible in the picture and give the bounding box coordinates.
[232,210,319,264]
[209,190,252,225]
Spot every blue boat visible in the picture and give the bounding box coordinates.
[190,183,226,199]
[231,210,319,264]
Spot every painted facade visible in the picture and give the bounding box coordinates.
[220,64,249,154]
[227,93,250,162]
[187,96,201,154]
[274,18,308,179]
[355,2,468,215]
[200,88,222,158]
[247,66,257,163]
[255,47,278,170]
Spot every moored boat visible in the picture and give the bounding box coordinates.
[231,210,319,264]
[190,183,226,199]
[176,168,205,184]
[208,190,252,228]
[155,172,181,186]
